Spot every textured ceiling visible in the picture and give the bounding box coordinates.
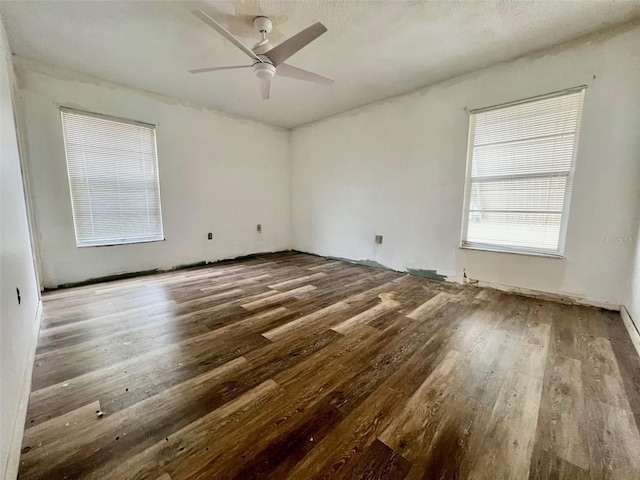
[2,0,640,128]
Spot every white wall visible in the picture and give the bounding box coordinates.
[291,23,640,309]
[15,59,292,288]
[0,19,41,480]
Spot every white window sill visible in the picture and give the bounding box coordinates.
[77,238,165,248]
[459,243,564,259]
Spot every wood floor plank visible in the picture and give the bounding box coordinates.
[340,438,411,480]
[464,370,544,479]
[283,385,406,479]
[378,349,466,460]
[406,291,453,320]
[331,293,400,334]
[92,379,281,480]
[26,307,318,428]
[241,284,317,311]
[20,357,249,480]
[553,356,589,470]
[269,271,328,290]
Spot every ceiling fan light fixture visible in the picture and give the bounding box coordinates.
[253,62,276,80]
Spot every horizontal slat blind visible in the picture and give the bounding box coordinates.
[61,108,164,247]
[463,89,585,255]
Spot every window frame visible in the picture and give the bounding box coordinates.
[460,87,586,258]
[60,107,165,248]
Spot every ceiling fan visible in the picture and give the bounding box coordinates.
[190,10,334,100]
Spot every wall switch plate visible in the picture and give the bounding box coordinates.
[257,224,262,233]
[207,233,213,240]
[375,235,383,244]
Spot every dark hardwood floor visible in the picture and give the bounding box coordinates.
[18,252,640,479]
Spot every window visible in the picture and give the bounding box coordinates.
[461,88,585,257]
[61,108,164,247]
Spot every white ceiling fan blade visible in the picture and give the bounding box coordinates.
[189,65,252,74]
[264,22,327,66]
[260,79,271,100]
[192,10,263,63]
[276,63,334,85]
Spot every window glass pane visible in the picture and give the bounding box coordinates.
[467,212,562,251]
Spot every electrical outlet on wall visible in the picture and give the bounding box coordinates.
[257,224,262,233]
[375,235,383,244]
[207,233,213,240]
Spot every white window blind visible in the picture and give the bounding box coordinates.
[461,88,585,256]
[61,108,164,247]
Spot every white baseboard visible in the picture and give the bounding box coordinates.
[621,305,640,359]
[3,299,42,480]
